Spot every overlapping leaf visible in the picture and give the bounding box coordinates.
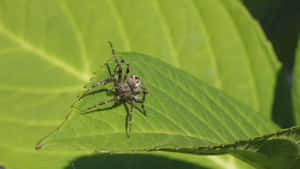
[293,37,300,124]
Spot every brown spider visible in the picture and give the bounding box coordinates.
[79,42,149,137]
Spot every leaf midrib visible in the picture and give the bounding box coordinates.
[0,144,90,155]
[47,131,215,146]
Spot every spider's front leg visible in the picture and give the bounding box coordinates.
[79,77,116,100]
[120,59,130,80]
[108,42,123,82]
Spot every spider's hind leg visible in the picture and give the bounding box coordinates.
[86,96,120,110]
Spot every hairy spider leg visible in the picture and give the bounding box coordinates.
[111,64,119,76]
[108,41,123,82]
[142,87,149,101]
[127,100,135,137]
[134,94,147,115]
[87,96,120,110]
[79,77,116,100]
[142,87,149,94]
[107,87,117,94]
[142,88,149,114]
[120,59,130,80]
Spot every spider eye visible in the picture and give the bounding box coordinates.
[132,75,139,80]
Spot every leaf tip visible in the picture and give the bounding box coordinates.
[35,144,43,150]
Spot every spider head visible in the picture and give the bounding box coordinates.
[128,75,142,88]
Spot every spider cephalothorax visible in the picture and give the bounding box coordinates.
[79,42,149,137]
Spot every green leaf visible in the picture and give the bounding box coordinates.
[0,0,280,169]
[37,53,278,150]
[38,53,300,169]
[293,37,300,124]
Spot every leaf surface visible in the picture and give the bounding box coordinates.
[37,53,277,150]
[38,53,300,169]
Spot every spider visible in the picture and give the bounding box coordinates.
[79,42,149,137]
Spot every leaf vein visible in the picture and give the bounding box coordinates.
[190,0,223,89]
[107,0,131,51]
[148,83,226,143]
[216,0,261,110]
[59,0,91,74]
[152,0,181,67]
[0,24,89,82]
[0,85,82,94]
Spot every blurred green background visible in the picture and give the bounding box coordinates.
[243,0,300,72]
[242,0,300,129]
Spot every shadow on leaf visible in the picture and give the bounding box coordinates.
[64,154,213,169]
[272,68,294,128]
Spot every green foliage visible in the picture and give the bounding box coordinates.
[0,0,297,169]
[293,37,300,124]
